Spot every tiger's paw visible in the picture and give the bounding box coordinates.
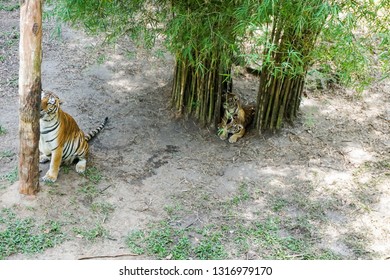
[76,160,86,174]
[218,130,228,140]
[228,136,239,143]
[39,154,50,163]
[42,172,57,183]
[219,134,228,141]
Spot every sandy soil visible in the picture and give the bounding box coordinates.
[0,3,389,260]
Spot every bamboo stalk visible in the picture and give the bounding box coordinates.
[277,77,292,128]
[207,58,216,125]
[188,64,197,114]
[171,59,178,107]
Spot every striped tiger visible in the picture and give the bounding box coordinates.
[39,90,108,182]
[218,93,255,143]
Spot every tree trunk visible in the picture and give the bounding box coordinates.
[18,0,43,195]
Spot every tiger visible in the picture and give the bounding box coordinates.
[39,90,108,182]
[218,93,255,143]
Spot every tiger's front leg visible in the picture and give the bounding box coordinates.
[228,126,245,143]
[42,148,63,182]
[218,126,229,140]
[218,116,230,140]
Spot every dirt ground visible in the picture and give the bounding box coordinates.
[0,3,389,260]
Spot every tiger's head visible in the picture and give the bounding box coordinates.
[40,90,62,120]
[222,93,241,116]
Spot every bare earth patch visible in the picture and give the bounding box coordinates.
[0,3,389,260]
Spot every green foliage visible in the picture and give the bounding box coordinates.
[0,208,64,259]
[313,0,390,86]
[46,0,390,131]
[46,0,390,84]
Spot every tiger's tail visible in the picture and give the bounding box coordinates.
[84,117,108,142]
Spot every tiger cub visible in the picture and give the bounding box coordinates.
[218,93,255,143]
[223,105,255,143]
[39,90,108,182]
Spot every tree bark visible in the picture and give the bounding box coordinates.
[18,0,43,195]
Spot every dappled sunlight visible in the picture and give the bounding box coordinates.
[343,143,374,165]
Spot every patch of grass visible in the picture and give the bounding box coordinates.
[126,230,146,255]
[0,208,64,259]
[230,217,341,260]
[302,108,317,129]
[229,183,251,206]
[271,198,289,212]
[46,183,67,196]
[126,221,195,259]
[83,166,102,184]
[125,50,136,60]
[0,167,18,184]
[285,215,316,239]
[96,54,106,65]
[73,223,107,241]
[90,202,115,222]
[351,160,388,212]
[7,75,18,88]
[77,183,100,205]
[194,230,227,260]
[171,236,192,260]
[126,216,331,260]
[163,203,184,220]
[0,150,14,159]
[218,183,253,216]
[0,2,19,12]
[126,181,344,260]
[0,55,4,62]
[145,225,176,258]
[343,231,373,258]
[0,125,6,135]
[78,183,99,197]
[126,220,228,260]
[61,165,70,175]
[354,160,390,180]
